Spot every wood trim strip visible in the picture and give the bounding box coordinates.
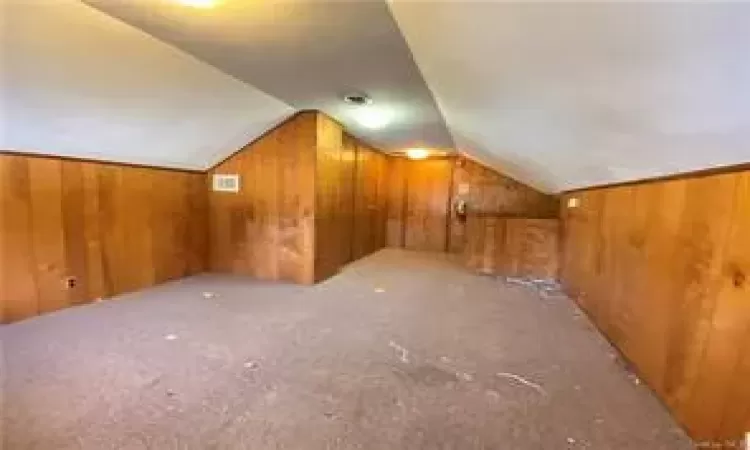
[565,162,750,194]
[0,150,204,175]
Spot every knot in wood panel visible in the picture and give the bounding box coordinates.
[729,265,746,289]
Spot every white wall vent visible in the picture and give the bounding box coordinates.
[212,174,240,193]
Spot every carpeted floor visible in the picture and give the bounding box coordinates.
[2,249,692,449]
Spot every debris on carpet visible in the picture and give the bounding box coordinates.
[389,341,410,363]
[502,277,564,298]
[243,360,260,370]
[495,372,547,396]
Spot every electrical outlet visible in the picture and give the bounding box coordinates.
[64,276,77,289]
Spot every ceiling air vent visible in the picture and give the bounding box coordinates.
[212,174,240,193]
[343,93,372,106]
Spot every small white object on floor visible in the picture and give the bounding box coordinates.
[567,437,577,444]
[244,361,259,370]
[165,334,178,341]
[202,292,216,299]
[496,372,547,396]
[389,341,410,363]
[374,288,385,293]
[459,372,474,382]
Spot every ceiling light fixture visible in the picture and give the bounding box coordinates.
[176,0,217,8]
[354,108,392,130]
[406,148,429,160]
[343,92,392,129]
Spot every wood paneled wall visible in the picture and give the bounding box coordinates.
[0,154,207,323]
[386,156,558,253]
[449,157,559,253]
[208,112,317,284]
[1,111,391,322]
[208,111,389,284]
[404,158,453,252]
[314,119,364,281]
[465,216,560,279]
[560,170,750,443]
[385,157,409,248]
[352,142,389,259]
[386,157,452,252]
[314,115,348,281]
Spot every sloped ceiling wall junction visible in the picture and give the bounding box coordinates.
[3,0,749,191]
[388,1,750,191]
[81,0,455,157]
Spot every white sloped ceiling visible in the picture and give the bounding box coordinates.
[389,1,750,192]
[81,0,455,155]
[1,0,293,170]
[3,0,749,192]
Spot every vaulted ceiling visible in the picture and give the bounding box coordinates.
[389,1,750,192]
[2,0,293,170]
[3,0,749,192]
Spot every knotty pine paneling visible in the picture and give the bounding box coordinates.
[464,215,559,279]
[351,142,388,260]
[385,157,408,248]
[386,156,558,253]
[338,134,357,264]
[208,112,317,284]
[449,157,559,253]
[209,112,389,284]
[403,158,453,252]
[386,157,453,252]
[314,116,352,282]
[0,154,207,323]
[560,169,750,444]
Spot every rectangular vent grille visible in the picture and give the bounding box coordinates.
[212,174,240,193]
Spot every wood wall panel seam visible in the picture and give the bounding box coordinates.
[445,158,456,252]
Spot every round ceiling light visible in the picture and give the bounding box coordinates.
[354,108,392,130]
[406,148,429,160]
[176,0,217,8]
[343,93,373,106]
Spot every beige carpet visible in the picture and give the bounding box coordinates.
[2,249,692,449]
